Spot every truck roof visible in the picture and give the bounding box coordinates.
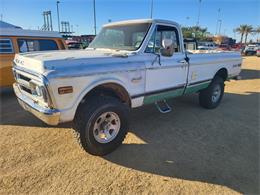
[104,19,180,28]
[0,28,62,38]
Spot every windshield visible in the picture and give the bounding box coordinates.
[88,23,151,51]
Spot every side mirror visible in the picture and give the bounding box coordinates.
[161,39,174,57]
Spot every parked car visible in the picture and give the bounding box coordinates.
[65,40,83,50]
[198,41,217,50]
[12,19,242,155]
[257,49,260,57]
[0,28,66,87]
[244,44,258,56]
[218,44,231,51]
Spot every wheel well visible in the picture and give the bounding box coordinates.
[215,68,228,81]
[81,83,131,107]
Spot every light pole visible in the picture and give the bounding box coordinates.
[196,0,202,26]
[56,1,60,32]
[93,0,97,35]
[215,8,221,35]
[218,19,222,35]
[150,0,154,19]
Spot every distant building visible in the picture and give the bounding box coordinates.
[213,35,236,45]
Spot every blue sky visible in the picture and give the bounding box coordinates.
[1,0,260,41]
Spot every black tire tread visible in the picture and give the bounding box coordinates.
[73,95,129,156]
[199,76,224,109]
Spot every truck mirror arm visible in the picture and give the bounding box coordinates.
[151,53,162,66]
[184,51,190,63]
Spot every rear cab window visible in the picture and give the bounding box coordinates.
[17,39,59,53]
[0,38,14,54]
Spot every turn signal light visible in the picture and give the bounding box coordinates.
[58,86,73,94]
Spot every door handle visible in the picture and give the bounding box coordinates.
[131,76,142,83]
[178,60,187,63]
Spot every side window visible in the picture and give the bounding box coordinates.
[18,40,28,53]
[0,38,14,54]
[17,39,59,53]
[38,40,58,50]
[145,25,180,53]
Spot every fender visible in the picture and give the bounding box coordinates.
[66,77,130,121]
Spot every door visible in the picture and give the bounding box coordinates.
[144,25,188,104]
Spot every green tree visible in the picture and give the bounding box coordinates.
[244,25,253,44]
[235,25,247,43]
[255,26,260,42]
[182,26,209,41]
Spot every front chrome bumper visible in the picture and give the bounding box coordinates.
[13,83,60,126]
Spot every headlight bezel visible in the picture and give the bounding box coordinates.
[29,80,51,106]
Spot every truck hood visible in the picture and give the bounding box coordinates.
[14,49,135,75]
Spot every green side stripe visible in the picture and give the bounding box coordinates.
[143,81,210,105]
[143,88,184,104]
[184,82,210,95]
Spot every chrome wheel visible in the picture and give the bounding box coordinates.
[211,84,221,103]
[93,112,121,144]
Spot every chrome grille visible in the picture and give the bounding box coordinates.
[13,66,52,108]
[14,72,33,95]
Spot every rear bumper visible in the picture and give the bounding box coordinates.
[13,83,60,126]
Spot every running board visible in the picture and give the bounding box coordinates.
[155,100,172,114]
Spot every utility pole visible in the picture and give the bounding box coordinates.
[215,8,221,35]
[56,1,61,32]
[93,0,97,35]
[218,19,222,35]
[150,0,154,19]
[196,0,202,26]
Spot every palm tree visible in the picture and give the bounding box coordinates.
[256,26,260,42]
[244,25,253,44]
[235,25,247,43]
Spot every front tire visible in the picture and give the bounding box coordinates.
[73,96,129,156]
[199,76,224,109]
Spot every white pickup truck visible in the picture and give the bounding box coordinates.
[13,19,242,155]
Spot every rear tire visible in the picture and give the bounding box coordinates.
[73,95,129,156]
[199,76,224,109]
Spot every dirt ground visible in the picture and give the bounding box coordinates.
[0,56,259,195]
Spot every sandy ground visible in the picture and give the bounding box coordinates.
[0,56,259,195]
